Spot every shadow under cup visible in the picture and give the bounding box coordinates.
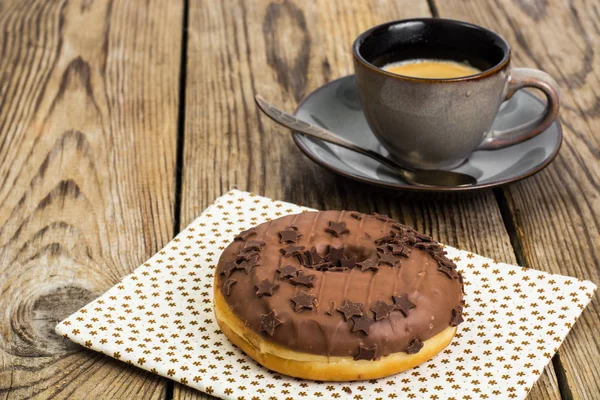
[353,19,512,170]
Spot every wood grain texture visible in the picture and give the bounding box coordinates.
[0,0,182,398]
[179,0,558,398]
[435,1,600,399]
[173,385,211,400]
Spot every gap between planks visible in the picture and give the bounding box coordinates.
[173,0,190,238]
[166,0,191,399]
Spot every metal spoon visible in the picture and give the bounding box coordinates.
[254,95,476,187]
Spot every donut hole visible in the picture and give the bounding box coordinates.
[312,243,374,263]
[344,244,376,262]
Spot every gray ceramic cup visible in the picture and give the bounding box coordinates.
[353,18,560,170]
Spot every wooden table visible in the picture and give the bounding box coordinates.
[0,0,597,399]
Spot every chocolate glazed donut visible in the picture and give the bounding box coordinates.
[213,211,465,380]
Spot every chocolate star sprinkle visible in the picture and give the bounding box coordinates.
[306,247,324,265]
[280,244,305,258]
[400,232,418,246]
[289,272,315,288]
[242,240,266,252]
[234,228,256,241]
[372,213,390,221]
[327,246,345,266]
[337,300,363,321]
[392,294,416,316]
[415,231,433,242]
[357,258,379,272]
[259,310,282,336]
[219,260,238,278]
[377,252,399,266]
[222,278,237,296]
[438,264,458,279]
[431,253,450,265]
[340,256,357,269]
[277,265,298,279]
[376,245,391,254]
[371,301,396,321]
[349,212,362,220]
[238,254,260,273]
[415,242,442,252]
[351,314,374,335]
[374,233,395,245]
[450,307,464,326]
[325,221,349,237]
[433,253,454,266]
[314,262,333,271]
[278,228,302,244]
[435,249,449,257]
[297,251,311,266]
[389,244,411,258]
[429,245,445,254]
[354,345,377,361]
[290,291,317,313]
[405,338,423,354]
[236,250,259,262]
[255,279,280,297]
[325,300,336,316]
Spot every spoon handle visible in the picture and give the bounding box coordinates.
[254,94,476,188]
[254,95,405,173]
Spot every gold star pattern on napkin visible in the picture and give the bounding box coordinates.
[55,190,597,400]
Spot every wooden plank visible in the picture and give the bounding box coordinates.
[0,0,182,398]
[434,1,600,398]
[179,0,559,398]
[173,386,212,400]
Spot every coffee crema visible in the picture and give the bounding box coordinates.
[383,59,480,79]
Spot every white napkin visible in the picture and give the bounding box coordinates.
[56,190,596,400]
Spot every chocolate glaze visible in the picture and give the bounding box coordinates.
[215,211,464,359]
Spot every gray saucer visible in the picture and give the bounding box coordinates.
[292,75,562,192]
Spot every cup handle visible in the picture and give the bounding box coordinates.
[477,67,560,150]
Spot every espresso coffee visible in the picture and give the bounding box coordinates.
[384,59,480,79]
